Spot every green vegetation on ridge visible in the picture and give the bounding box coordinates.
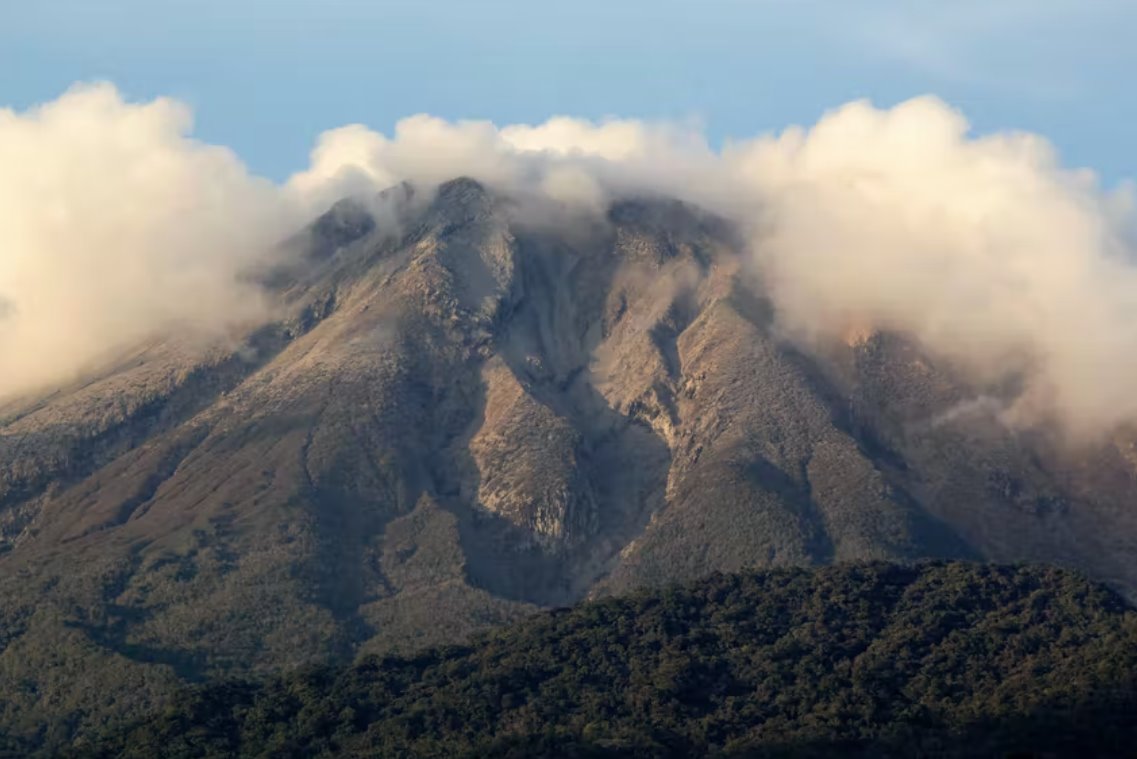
[79,562,1137,758]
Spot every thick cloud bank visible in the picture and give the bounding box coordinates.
[0,83,296,396]
[730,99,1137,438]
[2,83,1135,438]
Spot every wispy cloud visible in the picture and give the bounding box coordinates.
[823,0,1132,99]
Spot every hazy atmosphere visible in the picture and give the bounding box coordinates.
[3,79,1136,436]
[6,4,1137,756]
[5,2,1135,438]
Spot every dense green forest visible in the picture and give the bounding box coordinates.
[73,562,1137,757]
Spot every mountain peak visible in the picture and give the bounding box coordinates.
[432,176,495,217]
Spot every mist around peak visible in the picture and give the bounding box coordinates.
[2,82,1135,439]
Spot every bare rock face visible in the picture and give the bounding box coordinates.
[3,177,1137,744]
[468,357,598,549]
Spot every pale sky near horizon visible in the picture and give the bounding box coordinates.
[3,0,1135,184]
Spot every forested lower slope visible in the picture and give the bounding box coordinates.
[82,562,1137,758]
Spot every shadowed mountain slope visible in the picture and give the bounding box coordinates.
[81,562,1137,758]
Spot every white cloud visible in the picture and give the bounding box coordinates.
[0,82,297,397]
[725,96,1137,437]
[3,82,1137,440]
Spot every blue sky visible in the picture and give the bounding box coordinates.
[3,0,1135,183]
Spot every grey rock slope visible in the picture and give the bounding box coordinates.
[3,178,1137,743]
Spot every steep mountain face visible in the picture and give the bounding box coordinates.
[2,177,1137,742]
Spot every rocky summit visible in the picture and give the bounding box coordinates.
[3,177,1137,745]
